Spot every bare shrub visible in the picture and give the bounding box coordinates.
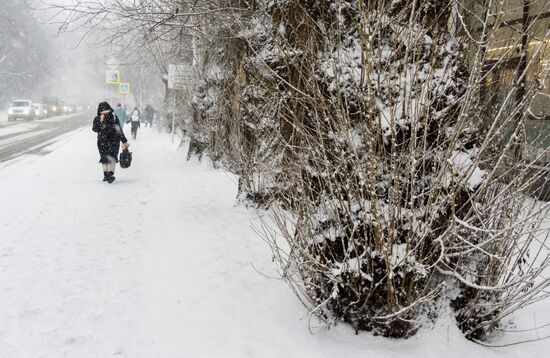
[242,0,550,339]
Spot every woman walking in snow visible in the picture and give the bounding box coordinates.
[92,102,129,183]
[130,106,140,140]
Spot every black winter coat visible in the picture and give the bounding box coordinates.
[92,102,128,164]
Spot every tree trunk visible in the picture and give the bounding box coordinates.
[514,0,531,160]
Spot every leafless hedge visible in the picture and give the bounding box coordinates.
[229,0,550,340]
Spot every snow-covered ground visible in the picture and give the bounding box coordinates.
[0,126,548,357]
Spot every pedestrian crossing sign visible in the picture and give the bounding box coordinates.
[119,83,130,94]
[106,70,120,84]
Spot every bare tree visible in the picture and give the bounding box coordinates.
[0,0,52,104]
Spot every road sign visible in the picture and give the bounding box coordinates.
[119,83,130,94]
[106,70,120,84]
[168,64,193,89]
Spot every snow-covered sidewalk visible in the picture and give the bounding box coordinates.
[0,127,547,357]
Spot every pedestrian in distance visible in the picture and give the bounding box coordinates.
[113,103,127,130]
[92,102,129,183]
[144,104,155,127]
[130,106,140,140]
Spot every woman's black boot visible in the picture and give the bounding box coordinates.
[103,171,108,182]
[107,171,116,183]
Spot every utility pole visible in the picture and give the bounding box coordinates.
[172,89,177,143]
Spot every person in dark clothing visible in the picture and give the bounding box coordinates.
[92,102,129,183]
[144,104,155,127]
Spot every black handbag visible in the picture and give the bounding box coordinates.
[119,148,132,168]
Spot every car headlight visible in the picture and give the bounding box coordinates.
[7,109,13,114]
[52,106,57,111]
[22,108,29,114]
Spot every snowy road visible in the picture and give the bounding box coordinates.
[0,127,547,357]
[0,112,89,163]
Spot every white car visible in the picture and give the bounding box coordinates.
[7,100,35,121]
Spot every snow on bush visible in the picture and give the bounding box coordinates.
[240,0,549,340]
[190,21,248,164]
[192,0,550,341]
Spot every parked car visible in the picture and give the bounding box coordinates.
[7,100,35,121]
[32,103,48,119]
